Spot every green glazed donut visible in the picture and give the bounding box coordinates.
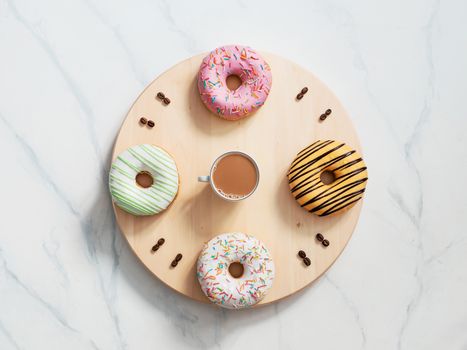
[109,144,179,216]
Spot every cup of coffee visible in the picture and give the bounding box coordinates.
[198,151,259,201]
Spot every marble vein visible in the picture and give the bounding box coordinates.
[319,0,401,143]
[388,187,420,229]
[0,113,79,217]
[0,319,22,350]
[81,0,148,86]
[157,0,197,53]
[0,115,123,348]
[5,0,105,170]
[397,2,440,349]
[404,0,439,156]
[325,276,367,349]
[42,234,70,288]
[0,250,100,350]
[425,236,467,266]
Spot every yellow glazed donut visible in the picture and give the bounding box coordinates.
[287,140,368,216]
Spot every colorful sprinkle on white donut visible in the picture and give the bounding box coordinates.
[197,232,275,309]
[109,144,179,216]
[197,45,272,120]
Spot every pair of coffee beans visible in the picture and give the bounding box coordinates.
[140,117,155,128]
[319,109,332,121]
[316,233,330,247]
[171,253,183,267]
[151,238,165,252]
[156,91,171,105]
[298,250,311,266]
[296,87,309,100]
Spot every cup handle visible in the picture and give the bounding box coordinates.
[198,175,210,182]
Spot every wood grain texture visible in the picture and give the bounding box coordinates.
[112,52,365,306]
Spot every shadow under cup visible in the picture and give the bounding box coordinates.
[210,152,259,201]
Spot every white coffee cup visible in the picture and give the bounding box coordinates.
[198,151,259,202]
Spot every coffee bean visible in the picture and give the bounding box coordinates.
[316,233,324,242]
[325,109,332,115]
[157,238,165,245]
[157,92,165,99]
[163,97,171,105]
[298,250,306,259]
[303,257,311,266]
[319,114,327,121]
[140,117,147,124]
[322,239,330,247]
[171,260,178,267]
[151,244,159,252]
[301,87,309,94]
[147,120,155,128]
[175,253,183,262]
[296,93,304,100]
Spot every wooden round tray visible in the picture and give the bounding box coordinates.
[112,52,364,306]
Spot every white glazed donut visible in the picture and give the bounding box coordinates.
[197,232,275,309]
[109,144,179,216]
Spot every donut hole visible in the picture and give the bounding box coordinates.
[320,170,336,185]
[226,74,242,91]
[135,171,154,188]
[228,261,244,278]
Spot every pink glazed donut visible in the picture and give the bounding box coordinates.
[197,45,272,120]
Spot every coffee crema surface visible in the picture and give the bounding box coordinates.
[212,154,257,199]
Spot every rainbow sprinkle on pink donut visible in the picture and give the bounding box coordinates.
[197,45,272,120]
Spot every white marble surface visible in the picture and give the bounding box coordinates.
[0,0,466,349]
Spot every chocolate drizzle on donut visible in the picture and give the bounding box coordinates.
[287,140,368,216]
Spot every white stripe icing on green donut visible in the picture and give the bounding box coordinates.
[197,232,275,309]
[109,144,179,216]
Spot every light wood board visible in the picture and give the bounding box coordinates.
[112,52,364,306]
